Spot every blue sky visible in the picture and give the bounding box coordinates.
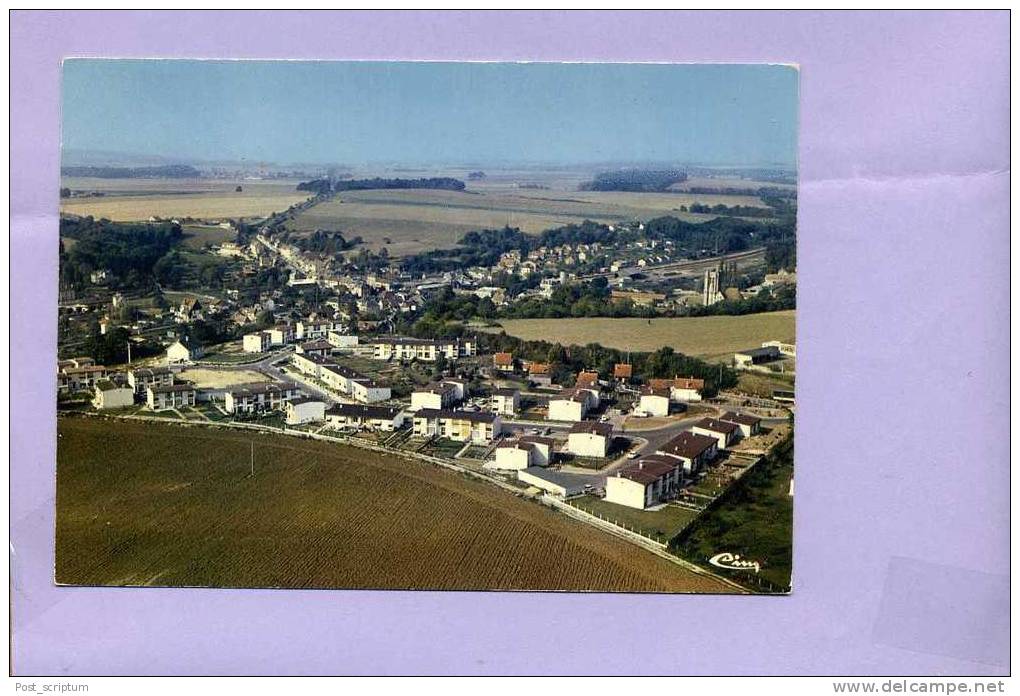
[62,60,798,167]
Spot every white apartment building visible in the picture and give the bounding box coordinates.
[146,384,197,411]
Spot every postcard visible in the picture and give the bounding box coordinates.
[56,60,797,594]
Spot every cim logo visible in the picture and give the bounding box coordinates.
[709,552,761,574]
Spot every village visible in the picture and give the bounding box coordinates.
[54,182,798,566]
[58,301,793,551]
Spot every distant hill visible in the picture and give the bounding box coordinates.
[61,164,203,179]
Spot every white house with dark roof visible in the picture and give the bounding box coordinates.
[547,388,598,422]
[146,384,197,411]
[638,387,671,417]
[518,435,555,466]
[490,440,538,471]
[490,388,520,417]
[224,382,300,414]
[166,338,203,365]
[567,421,613,458]
[655,431,719,474]
[127,366,173,395]
[411,381,460,411]
[721,411,763,438]
[350,378,390,404]
[295,339,333,357]
[284,397,327,425]
[325,404,405,431]
[605,457,681,509]
[93,379,134,410]
[690,418,741,449]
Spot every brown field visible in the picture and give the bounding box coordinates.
[59,177,312,221]
[56,418,736,592]
[487,310,795,361]
[176,368,269,389]
[673,176,798,192]
[285,187,741,257]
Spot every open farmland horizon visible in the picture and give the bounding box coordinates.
[284,180,774,257]
[59,177,313,221]
[484,310,796,360]
[56,418,738,593]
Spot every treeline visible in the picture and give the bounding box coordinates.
[580,169,688,192]
[397,304,736,396]
[399,215,796,278]
[401,227,530,275]
[59,217,182,289]
[401,221,623,276]
[686,203,776,218]
[477,334,737,397]
[60,164,201,179]
[684,185,797,200]
[287,229,362,255]
[684,284,796,317]
[765,239,796,272]
[499,280,659,319]
[296,177,466,194]
[81,326,163,366]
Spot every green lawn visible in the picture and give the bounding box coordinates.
[670,434,793,592]
[568,495,700,543]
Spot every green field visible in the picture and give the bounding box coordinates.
[283,186,756,257]
[670,435,794,592]
[487,310,796,361]
[180,224,237,250]
[569,496,700,543]
[56,418,738,593]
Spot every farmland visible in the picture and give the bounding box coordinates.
[56,418,737,593]
[486,310,796,361]
[59,177,312,221]
[283,185,760,257]
[180,224,237,250]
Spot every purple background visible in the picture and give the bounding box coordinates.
[11,11,1009,675]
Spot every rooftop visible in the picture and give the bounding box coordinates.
[569,421,613,437]
[693,418,739,434]
[658,431,718,460]
[736,346,780,358]
[129,366,172,377]
[229,382,299,397]
[721,411,763,427]
[150,384,196,394]
[415,408,497,424]
[616,458,677,485]
[326,404,402,420]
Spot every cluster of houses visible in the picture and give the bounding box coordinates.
[290,351,391,404]
[637,376,705,417]
[603,412,762,510]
